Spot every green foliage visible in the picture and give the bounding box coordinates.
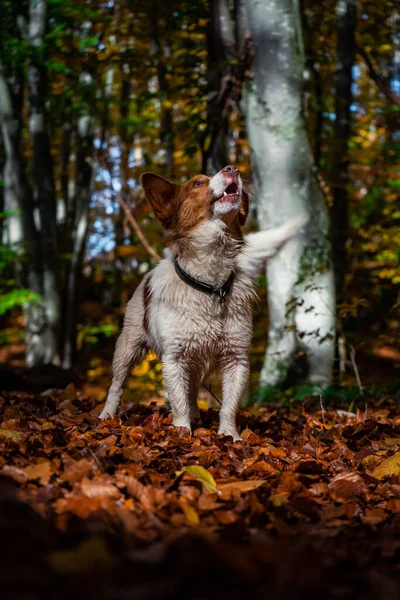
[78,323,118,345]
[0,208,41,316]
[0,289,41,316]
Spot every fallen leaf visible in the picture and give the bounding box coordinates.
[241,428,255,441]
[386,499,400,513]
[382,437,400,446]
[218,480,265,495]
[197,494,221,511]
[363,507,387,525]
[178,499,200,526]
[328,472,368,502]
[60,459,94,484]
[361,454,382,471]
[243,461,277,474]
[215,509,238,524]
[23,460,52,485]
[54,495,103,518]
[176,465,217,493]
[1,464,29,484]
[371,452,400,480]
[81,477,120,499]
[0,429,23,442]
[269,494,287,507]
[123,475,155,511]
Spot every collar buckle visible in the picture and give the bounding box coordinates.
[216,288,227,305]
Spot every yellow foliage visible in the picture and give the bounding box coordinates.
[126,379,155,391]
[197,399,209,411]
[132,361,150,376]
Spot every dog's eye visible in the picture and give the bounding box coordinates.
[193,181,203,188]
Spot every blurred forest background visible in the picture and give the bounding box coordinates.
[0,0,399,405]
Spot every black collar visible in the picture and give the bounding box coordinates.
[174,256,235,305]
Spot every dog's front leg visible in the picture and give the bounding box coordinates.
[218,356,249,441]
[162,356,197,433]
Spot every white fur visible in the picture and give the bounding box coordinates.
[100,175,307,440]
[210,170,242,219]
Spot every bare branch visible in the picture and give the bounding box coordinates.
[115,192,161,262]
[357,44,400,107]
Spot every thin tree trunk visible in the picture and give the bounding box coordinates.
[60,120,72,237]
[62,116,94,369]
[151,1,174,178]
[202,0,234,173]
[111,70,130,308]
[242,0,335,393]
[28,0,61,365]
[301,4,324,166]
[331,0,357,301]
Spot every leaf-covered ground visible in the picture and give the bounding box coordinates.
[1,387,400,599]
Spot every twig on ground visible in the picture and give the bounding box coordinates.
[320,394,325,424]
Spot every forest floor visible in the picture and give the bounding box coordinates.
[1,385,400,599]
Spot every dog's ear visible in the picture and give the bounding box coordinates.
[141,173,180,228]
[238,189,249,227]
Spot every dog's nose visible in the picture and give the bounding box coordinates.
[222,165,239,175]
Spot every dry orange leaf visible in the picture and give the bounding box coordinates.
[81,477,120,500]
[217,479,265,501]
[328,472,368,502]
[23,460,52,485]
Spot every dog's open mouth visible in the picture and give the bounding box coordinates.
[215,182,239,203]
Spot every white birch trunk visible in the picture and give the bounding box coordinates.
[243,0,335,391]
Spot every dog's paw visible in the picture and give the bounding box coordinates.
[98,409,113,420]
[172,417,192,434]
[217,426,242,442]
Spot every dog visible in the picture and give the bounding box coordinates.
[99,165,307,440]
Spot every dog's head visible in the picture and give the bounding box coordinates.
[141,165,249,238]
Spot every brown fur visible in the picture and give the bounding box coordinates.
[141,172,248,243]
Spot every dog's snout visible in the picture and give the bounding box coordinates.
[222,165,239,176]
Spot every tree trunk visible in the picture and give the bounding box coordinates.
[242,0,335,393]
[0,52,47,366]
[111,69,131,308]
[61,116,94,369]
[202,0,234,173]
[151,2,174,178]
[28,0,61,365]
[331,0,357,301]
[301,3,324,166]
